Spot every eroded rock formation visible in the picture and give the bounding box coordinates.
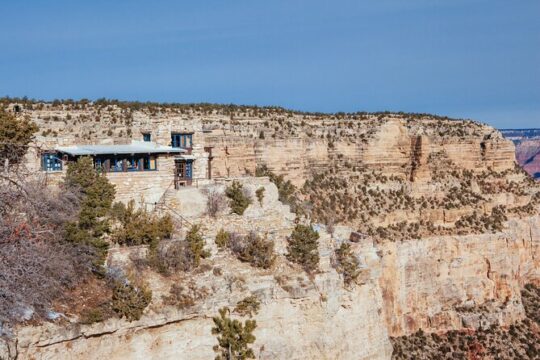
[1,100,539,359]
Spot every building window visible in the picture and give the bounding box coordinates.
[94,155,157,172]
[171,133,193,148]
[143,133,151,142]
[143,156,157,170]
[42,153,62,172]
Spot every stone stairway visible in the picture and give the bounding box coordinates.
[153,183,191,238]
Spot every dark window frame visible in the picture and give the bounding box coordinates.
[171,133,193,148]
[41,152,63,172]
[94,154,158,172]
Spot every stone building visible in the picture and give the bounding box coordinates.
[36,121,212,205]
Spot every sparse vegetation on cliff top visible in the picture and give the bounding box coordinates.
[0,96,468,121]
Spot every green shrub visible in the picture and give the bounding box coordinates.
[225,180,252,215]
[64,222,110,269]
[67,159,116,232]
[334,242,361,286]
[65,156,99,190]
[234,295,260,318]
[111,276,152,322]
[79,304,115,325]
[230,232,275,269]
[112,200,173,248]
[186,224,210,267]
[0,108,38,166]
[212,307,257,360]
[162,281,209,310]
[80,307,106,324]
[255,187,265,206]
[215,229,231,249]
[286,224,320,273]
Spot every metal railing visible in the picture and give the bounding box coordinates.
[157,201,192,229]
[151,180,193,229]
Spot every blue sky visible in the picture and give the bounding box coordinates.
[0,0,538,128]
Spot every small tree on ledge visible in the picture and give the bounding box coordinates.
[286,224,320,273]
[212,307,257,360]
[225,180,252,215]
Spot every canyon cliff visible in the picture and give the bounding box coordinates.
[501,129,540,180]
[1,100,539,359]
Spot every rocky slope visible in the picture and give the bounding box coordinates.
[1,99,540,359]
[2,180,394,359]
[391,284,540,359]
[3,179,539,359]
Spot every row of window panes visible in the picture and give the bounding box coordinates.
[41,154,158,172]
[171,133,193,148]
[94,155,157,172]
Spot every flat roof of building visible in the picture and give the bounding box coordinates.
[56,140,187,156]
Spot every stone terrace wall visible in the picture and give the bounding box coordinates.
[106,154,176,205]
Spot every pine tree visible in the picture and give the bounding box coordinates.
[186,224,210,267]
[212,307,257,360]
[64,157,116,269]
[286,224,320,272]
[225,180,252,215]
[0,108,38,167]
[334,242,360,285]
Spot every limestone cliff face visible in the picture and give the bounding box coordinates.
[204,118,515,186]
[1,102,539,359]
[379,215,540,337]
[4,181,393,360]
[4,186,539,360]
[10,271,393,360]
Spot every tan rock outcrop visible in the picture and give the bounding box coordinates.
[1,102,538,359]
[379,215,540,336]
[5,180,393,360]
[3,182,539,359]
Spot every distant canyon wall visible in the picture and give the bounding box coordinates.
[379,215,540,337]
[204,119,516,186]
[501,129,540,180]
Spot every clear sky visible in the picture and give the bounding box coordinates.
[1,0,538,128]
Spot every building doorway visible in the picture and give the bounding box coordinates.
[174,159,193,188]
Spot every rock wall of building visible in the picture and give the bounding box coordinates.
[106,154,176,205]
